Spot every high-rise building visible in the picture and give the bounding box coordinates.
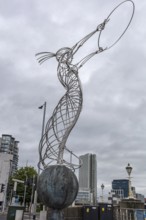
[112,179,129,198]
[0,134,19,175]
[77,153,97,205]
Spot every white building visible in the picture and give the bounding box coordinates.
[0,153,13,203]
[77,153,97,205]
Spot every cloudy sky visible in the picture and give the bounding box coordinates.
[0,0,146,198]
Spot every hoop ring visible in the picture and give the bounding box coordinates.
[98,0,135,50]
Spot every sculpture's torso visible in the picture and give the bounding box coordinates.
[42,58,83,166]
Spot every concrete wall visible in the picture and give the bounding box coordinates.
[0,153,13,202]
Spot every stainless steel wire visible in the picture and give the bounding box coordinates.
[36,0,134,171]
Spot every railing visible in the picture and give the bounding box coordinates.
[114,208,146,220]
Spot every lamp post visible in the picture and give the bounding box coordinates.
[12,181,17,204]
[101,183,104,203]
[125,163,133,198]
[30,175,36,213]
[23,173,28,206]
[33,101,47,220]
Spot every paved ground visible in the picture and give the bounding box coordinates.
[23,212,39,219]
[0,212,39,220]
[0,213,6,220]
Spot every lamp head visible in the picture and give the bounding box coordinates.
[126,163,132,176]
[101,183,104,190]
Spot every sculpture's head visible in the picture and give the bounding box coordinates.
[56,47,73,64]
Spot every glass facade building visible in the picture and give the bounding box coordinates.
[112,179,129,198]
[0,134,19,174]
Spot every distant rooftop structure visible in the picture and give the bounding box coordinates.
[0,134,19,175]
[136,193,145,203]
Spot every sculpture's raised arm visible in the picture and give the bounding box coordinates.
[70,19,110,69]
[72,19,109,56]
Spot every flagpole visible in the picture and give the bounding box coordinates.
[33,101,47,220]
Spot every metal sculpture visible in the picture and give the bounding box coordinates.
[36,0,135,171]
[36,1,134,219]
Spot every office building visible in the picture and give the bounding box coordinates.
[0,134,19,175]
[77,153,97,205]
[112,179,129,198]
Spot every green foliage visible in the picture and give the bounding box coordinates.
[8,166,37,205]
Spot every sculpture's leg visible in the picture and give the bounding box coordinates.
[49,209,64,220]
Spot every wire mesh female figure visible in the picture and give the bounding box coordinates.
[36,0,134,171]
[36,20,107,170]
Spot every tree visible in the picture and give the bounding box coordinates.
[8,166,37,206]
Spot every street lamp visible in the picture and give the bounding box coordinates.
[101,183,104,203]
[125,163,133,198]
[23,173,28,206]
[33,101,47,220]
